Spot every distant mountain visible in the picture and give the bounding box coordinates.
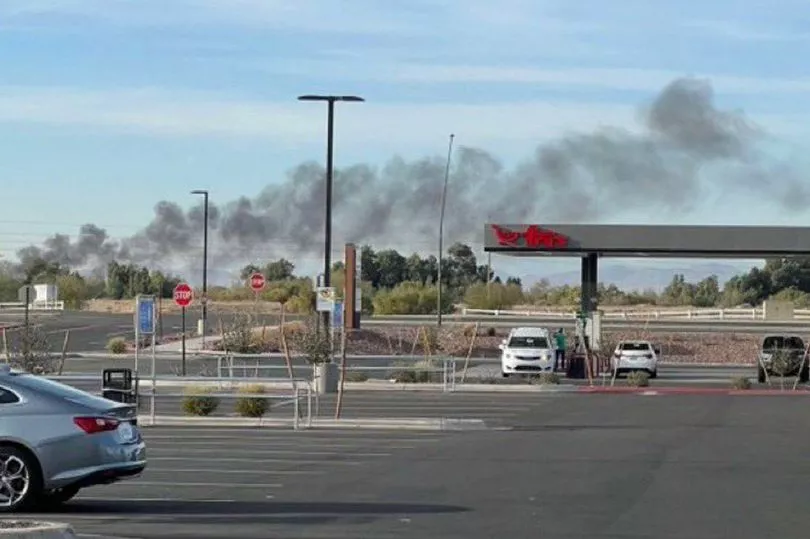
[526,262,752,291]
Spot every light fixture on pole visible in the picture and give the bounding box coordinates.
[190,189,209,349]
[437,133,455,327]
[297,94,365,332]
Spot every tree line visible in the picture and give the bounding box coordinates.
[4,245,810,313]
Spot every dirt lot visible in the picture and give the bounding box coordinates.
[210,323,760,366]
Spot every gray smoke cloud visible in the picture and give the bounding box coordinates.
[16,77,809,274]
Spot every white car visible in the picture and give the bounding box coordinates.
[611,340,659,378]
[499,327,555,377]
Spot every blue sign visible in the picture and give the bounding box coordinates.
[137,296,155,335]
[331,300,343,328]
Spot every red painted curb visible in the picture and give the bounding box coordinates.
[578,386,810,396]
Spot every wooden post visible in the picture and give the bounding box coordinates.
[334,327,348,419]
[344,243,358,330]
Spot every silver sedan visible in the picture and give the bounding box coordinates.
[0,365,146,512]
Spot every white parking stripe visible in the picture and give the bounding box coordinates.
[142,468,323,475]
[89,480,284,488]
[148,448,392,457]
[149,456,363,466]
[145,440,421,449]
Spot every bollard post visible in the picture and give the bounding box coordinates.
[293,387,300,431]
[306,383,312,427]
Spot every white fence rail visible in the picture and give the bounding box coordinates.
[46,373,314,429]
[461,307,810,321]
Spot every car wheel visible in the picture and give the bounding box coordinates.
[41,485,81,507]
[649,369,658,379]
[501,372,509,378]
[757,367,766,384]
[0,445,42,513]
[800,366,809,384]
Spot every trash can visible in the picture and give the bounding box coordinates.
[566,354,587,379]
[101,368,137,404]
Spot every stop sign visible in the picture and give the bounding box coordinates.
[173,282,194,308]
[249,272,266,292]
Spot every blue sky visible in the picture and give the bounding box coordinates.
[1,0,810,285]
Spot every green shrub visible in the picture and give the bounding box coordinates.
[463,282,524,311]
[388,360,436,383]
[372,282,452,315]
[345,371,369,382]
[181,385,220,416]
[235,384,269,418]
[626,371,650,387]
[531,372,561,385]
[106,337,127,354]
[731,376,752,390]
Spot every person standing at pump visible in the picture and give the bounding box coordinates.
[554,328,567,371]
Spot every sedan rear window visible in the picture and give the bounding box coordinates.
[508,337,550,348]
[620,342,651,351]
[10,374,114,409]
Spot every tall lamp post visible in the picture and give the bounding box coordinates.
[437,133,455,327]
[191,189,209,348]
[297,94,365,331]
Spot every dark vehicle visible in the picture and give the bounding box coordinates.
[757,334,808,383]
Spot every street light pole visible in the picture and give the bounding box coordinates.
[191,189,209,349]
[437,133,455,327]
[298,94,365,332]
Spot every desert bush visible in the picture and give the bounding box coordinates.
[531,372,561,385]
[181,385,220,416]
[106,337,127,354]
[731,376,752,390]
[463,282,524,311]
[235,384,269,417]
[769,349,800,378]
[288,320,332,364]
[372,282,452,315]
[626,371,650,387]
[388,360,438,383]
[9,325,55,374]
[344,371,369,382]
[220,312,262,353]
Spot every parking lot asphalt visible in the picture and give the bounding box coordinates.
[16,394,810,539]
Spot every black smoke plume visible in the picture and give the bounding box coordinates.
[16,77,807,274]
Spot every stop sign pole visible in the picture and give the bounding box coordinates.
[173,283,194,376]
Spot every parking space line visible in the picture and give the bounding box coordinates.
[146,440,422,449]
[143,467,323,475]
[148,448,392,457]
[114,481,285,488]
[143,435,445,443]
[149,456,363,466]
[76,496,238,503]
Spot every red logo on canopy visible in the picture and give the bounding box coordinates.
[491,225,569,249]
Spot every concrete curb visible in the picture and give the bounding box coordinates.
[0,521,75,538]
[578,386,810,396]
[137,415,489,431]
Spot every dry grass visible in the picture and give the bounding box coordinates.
[83,299,285,315]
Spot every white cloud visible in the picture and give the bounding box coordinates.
[0,85,638,147]
[372,65,810,95]
[683,19,810,42]
[0,85,805,151]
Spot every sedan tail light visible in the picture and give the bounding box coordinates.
[74,416,120,434]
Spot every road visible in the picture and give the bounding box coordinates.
[17,394,810,538]
[0,310,805,355]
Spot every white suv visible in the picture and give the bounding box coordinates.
[499,327,555,377]
[611,340,659,378]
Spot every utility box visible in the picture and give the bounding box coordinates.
[33,284,58,307]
